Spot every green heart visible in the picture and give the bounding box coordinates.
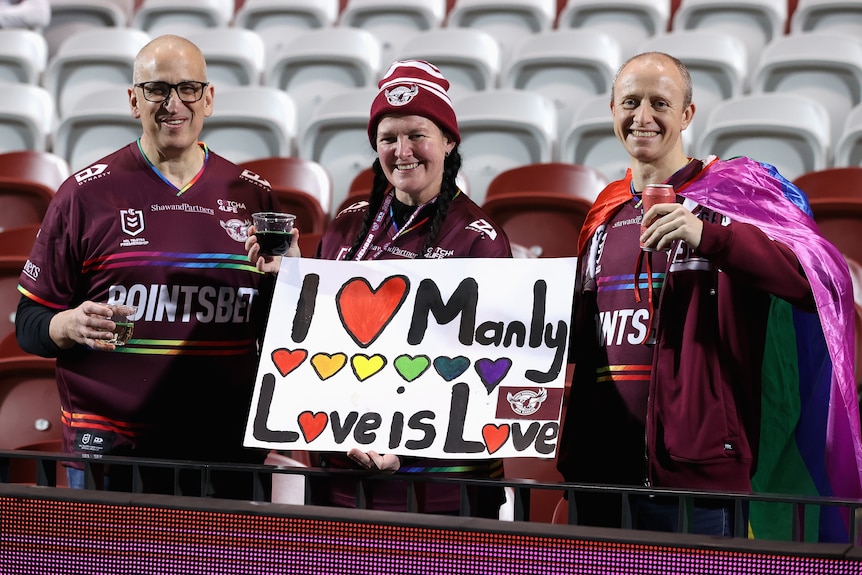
[394,354,431,382]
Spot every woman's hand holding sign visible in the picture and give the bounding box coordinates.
[347,448,401,472]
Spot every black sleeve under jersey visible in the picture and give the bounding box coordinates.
[15,295,63,358]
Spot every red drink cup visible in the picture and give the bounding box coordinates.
[640,183,676,251]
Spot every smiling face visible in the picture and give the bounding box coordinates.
[129,35,213,162]
[375,115,455,206]
[611,54,694,174]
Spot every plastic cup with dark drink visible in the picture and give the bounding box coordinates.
[253,212,296,256]
[640,184,676,251]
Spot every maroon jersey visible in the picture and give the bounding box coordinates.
[588,194,669,484]
[318,191,512,260]
[17,142,278,463]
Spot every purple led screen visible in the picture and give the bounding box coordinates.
[1,495,860,575]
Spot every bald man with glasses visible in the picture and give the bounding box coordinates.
[15,35,280,500]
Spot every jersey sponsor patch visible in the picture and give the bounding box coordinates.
[74,429,114,454]
[239,169,270,189]
[465,218,498,240]
[74,164,109,184]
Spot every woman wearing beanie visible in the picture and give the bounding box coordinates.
[248,60,512,517]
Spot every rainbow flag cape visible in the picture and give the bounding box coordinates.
[580,157,862,543]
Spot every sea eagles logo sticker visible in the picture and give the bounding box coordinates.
[120,209,144,236]
[507,388,548,416]
[385,84,419,106]
[221,218,251,242]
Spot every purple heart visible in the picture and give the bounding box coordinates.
[475,358,513,393]
[433,356,470,381]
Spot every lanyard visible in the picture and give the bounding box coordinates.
[350,190,436,261]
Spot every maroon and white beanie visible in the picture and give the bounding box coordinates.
[367,59,460,149]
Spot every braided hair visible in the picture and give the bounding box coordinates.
[343,146,463,260]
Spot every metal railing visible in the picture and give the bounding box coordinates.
[2,448,860,545]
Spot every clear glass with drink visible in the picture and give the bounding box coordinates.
[252,212,296,256]
[640,183,676,251]
[104,303,137,346]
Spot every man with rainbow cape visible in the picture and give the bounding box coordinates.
[556,52,862,542]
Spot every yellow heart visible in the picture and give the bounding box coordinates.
[351,354,387,382]
[311,352,347,380]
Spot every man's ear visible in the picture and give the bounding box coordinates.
[129,86,141,119]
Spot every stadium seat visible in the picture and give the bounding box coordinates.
[0,83,54,154]
[793,167,862,265]
[43,0,132,59]
[263,27,380,136]
[485,162,607,203]
[198,86,296,163]
[339,0,446,66]
[454,89,557,204]
[480,191,591,257]
[0,257,31,353]
[184,27,265,87]
[557,0,670,60]
[132,0,234,36]
[240,156,333,215]
[0,29,47,85]
[794,166,862,204]
[558,92,631,182]
[0,224,42,258]
[790,0,862,37]
[672,0,788,90]
[52,90,140,172]
[297,87,379,217]
[396,28,500,99]
[233,0,338,33]
[42,27,149,119]
[446,0,557,67]
[0,356,61,451]
[501,28,622,137]
[0,151,67,233]
[694,93,830,181]
[750,33,862,150]
[835,102,862,168]
[239,157,332,233]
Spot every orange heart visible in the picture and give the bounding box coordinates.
[271,348,307,377]
[336,275,409,347]
[311,352,347,380]
[298,411,328,443]
[482,424,510,455]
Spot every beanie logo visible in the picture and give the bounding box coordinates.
[385,84,419,106]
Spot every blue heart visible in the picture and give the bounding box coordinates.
[433,356,471,381]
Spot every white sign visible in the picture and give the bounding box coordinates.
[244,257,577,459]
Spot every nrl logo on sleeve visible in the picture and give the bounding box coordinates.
[120,208,145,236]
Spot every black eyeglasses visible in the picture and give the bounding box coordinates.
[135,81,209,103]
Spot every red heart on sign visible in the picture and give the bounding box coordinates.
[336,275,409,347]
[271,348,307,377]
[298,411,328,443]
[482,424,510,455]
